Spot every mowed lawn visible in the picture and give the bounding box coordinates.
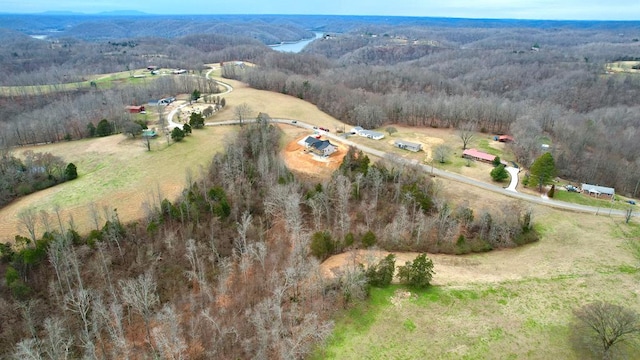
[316,213,640,359]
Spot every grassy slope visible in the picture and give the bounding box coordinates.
[315,215,640,359]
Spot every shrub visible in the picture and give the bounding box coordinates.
[362,230,377,248]
[397,253,434,288]
[65,163,78,180]
[366,254,396,287]
[490,164,509,182]
[310,231,334,260]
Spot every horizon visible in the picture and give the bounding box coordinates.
[1,10,640,23]
[2,0,640,21]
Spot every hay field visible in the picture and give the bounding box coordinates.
[0,127,237,242]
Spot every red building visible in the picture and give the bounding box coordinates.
[125,105,145,113]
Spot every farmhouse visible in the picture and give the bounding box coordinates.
[303,136,337,157]
[462,148,497,163]
[125,105,145,113]
[394,139,422,152]
[581,183,615,198]
[172,69,187,74]
[358,130,385,140]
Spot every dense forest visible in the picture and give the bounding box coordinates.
[1,14,639,358]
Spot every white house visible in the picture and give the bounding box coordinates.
[394,139,422,152]
[358,130,385,140]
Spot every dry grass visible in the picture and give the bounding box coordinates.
[0,127,237,241]
[318,209,640,359]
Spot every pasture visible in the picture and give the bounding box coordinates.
[317,213,640,359]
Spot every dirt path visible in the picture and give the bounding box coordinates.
[320,210,635,286]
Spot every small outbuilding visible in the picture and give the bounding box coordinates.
[498,135,514,143]
[126,105,145,113]
[394,139,422,152]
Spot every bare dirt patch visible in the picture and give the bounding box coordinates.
[282,133,346,180]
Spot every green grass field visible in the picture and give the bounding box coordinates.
[553,189,634,211]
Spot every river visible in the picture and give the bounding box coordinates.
[270,32,323,53]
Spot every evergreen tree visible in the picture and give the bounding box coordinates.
[529,153,556,192]
[491,164,509,182]
[96,119,113,137]
[189,113,205,129]
[171,127,185,142]
[397,253,434,288]
[64,163,78,180]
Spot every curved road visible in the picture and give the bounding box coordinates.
[163,72,636,218]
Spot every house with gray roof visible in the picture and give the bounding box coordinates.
[394,139,422,152]
[303,136,337,157]
[581,183,615,198]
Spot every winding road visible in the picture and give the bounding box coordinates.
[164,72,636,219]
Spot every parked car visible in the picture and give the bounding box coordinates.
[291,120,297,124]
[312,126,318,129]
[626,200,636,205]
[319,127,330,132]
[565,185,579,192]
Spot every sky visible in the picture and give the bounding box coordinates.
[3,0,640,21]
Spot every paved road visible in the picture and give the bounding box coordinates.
[207,118,636,218]
[164,70,635,219]
[163,67,233,130]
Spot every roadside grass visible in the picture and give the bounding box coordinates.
[553,190,633,211]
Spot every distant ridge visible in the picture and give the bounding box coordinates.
[97,10,150,16]
[40,11,85,15]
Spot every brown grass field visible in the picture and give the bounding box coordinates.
[2,70,639,358]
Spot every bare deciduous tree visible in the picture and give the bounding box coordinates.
[458,122,476,150]
[434,144,452,164]
[17,208,38,243]
[119,272,160,346]
[573,301,640,359]
[152,304,187,360]
[234,103,252,127]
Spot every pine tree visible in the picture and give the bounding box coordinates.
[529,153,556,192]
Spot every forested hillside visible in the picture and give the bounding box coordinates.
[221,21,640,196]
[2,14,640,358]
